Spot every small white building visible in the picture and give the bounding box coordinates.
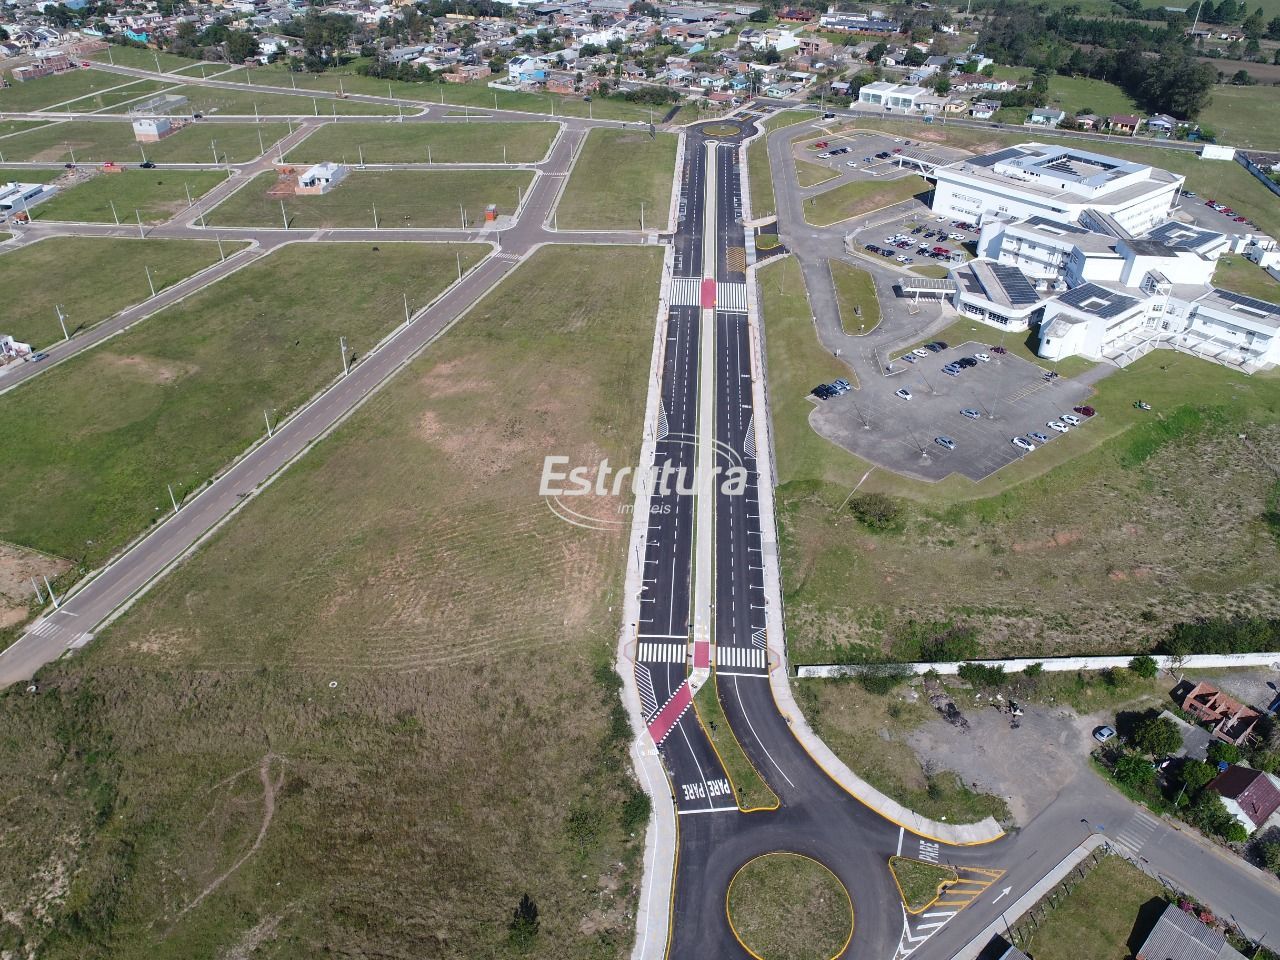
[0,181,55,213]
[857,81,928,112]
[295,162,347,196]
[1,334,33,360]
[132,116,175,143]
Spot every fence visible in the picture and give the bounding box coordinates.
[1236,152,1280,200]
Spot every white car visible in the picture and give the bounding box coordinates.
[896,255,908,263]
[818,152,830,159]
[912,348,930,358]
[975,353,991,362]
[949,233,965,241]
[1047,420,1069,433]
[845,160,858,167]
[1062,413,1082,426]
[895,388,912,400]
[893,137,902,143]
[935,215,946,222]
[1011,436,1035,452]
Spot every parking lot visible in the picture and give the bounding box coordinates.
[849,208,977,270]
[809,340,1094,482]
[793,129,969,184]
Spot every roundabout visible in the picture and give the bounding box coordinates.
[726,852,854,960]
[701,122,743,138]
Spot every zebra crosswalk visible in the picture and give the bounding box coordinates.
[638,641,688,663]
[717,645,766,670]
[670,277,703,307]
[1114,809,1160,853]
[635,664,658,716]
[716,282,748,313]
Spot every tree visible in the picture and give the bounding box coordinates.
[1267,14,1280,39]
[1207,741,1242,765]
[929,73,951,94]
[748,6,769,21]
[1261,838,1280,874]
[868,41,887,62]
[226,30,259,63]
[1177,758,1216,793]
[1231,68,1254,83]
[1114,753,1157,789]
[848,493,905,532]
[1128,655,1159,679]
[1133,716,1181,757]
[509,893,539,947]
[1242,6,1264,37]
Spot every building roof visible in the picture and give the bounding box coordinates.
[1209,765,1280,827]
[1056,282,1142,319]
[1145,220,1224,250]
[1137,902,1247,960]
[1196,288,1280,330]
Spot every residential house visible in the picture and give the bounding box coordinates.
[506,54,548,86]
[795,35,832,59]
[1208,765,1280,834]
[1076,113,1100,131]
[970,99,999,119]
[1136,903,1247,960]
[295,162,346,195]
[1147,113,1178,135]
[1028,107,1065,127]
[1108,113,1142,135]
[1181,682,1262,745]
[778,6,815,22]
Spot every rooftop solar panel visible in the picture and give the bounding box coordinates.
[968,146,1024,168]
[1057,283,1139,319]
[1212,288,1280,318]
[990,264,1040,305]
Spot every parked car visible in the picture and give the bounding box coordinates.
[942,365,961,377]
[846,160,858,167]
[912,348,929,358]
[1012,436,1035,451]
[1093,725,1116,743]
[814,141,829,148]
[833,378,851,391]
[1061,413,1082,426]
[1072,405,1095,417]
[975,352,991,362]
[957,357,979,368]
[1029,431,1050,444]
[26,352,49,362]
[895,388,912,400]
[932,341,948,350]
[934,436,956,450]
[901,353,917,363]
[924,343,943,353]
[960,408,981,419]
[140,161,156,168]
[812,384,836,399]
[992,346,1007,355]
[1047,420,1069,433]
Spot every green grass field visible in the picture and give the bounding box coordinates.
[207,169,532,228]
[53,79,174,114]
[1043,74,1140,118]
[727,853,852,960]
[105,84,397,117]
[1212,255,1280,302]
[0,242,485,564]
[0,119,49,138]
[889,857,958,912]
[0,237,235,349]
[34,170,227,224]
[1022,856,1166,960]
[0,68,143,112]
[0,120,290,164]
[804,175,929,227]
[693,673,780,811]
[795,156,838,187]
[830,259,880,336]
[555,128,677,230]
[286,120,558,164]
[1206,84,1280,150]
[88,45,202,73]
[0,244,661,960]
[748,107,814,220]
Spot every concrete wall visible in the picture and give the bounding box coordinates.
[796,651,1280,678]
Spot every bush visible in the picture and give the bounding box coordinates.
[619,786,651,833]
[1129,655,1159,678]
[1023,662,1044,678]
[848,492,906,532]
[1114,753,1157,788]
[1261,838,1280,875]
[1177,759,1216,793]
[957,662,1006,687]
[857,664,913,695]
[1207,741,1242,765]
[889,621,979,663]
[1158,616,1280,657]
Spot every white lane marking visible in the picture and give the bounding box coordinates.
[730,674,795,789]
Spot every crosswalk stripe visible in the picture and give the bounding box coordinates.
[639,642,686,663]
[716,282,748,312]
[635,664,658,715]
[716,645,765,669]
[670,277,702,307]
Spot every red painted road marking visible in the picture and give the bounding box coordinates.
[693,639,709,670]
[700,277,717,309]
[648,681,693,745]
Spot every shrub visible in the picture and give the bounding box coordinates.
[1159,617,1280,656]
[1023,662,1044,678]
[1177,759,1216,793]
[957,662,1006,687]
[1129,655,1159,678]
[848,492,906,532]
[1261,838,1280,875]
[1133,716,1182,757]
[619,786,651,833]
[1114,753,1157,789]
[857,664,913,695]
[1207,741,1242,765]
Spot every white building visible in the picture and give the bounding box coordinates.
[295,162,347,195]
[932,143,1182,235]
[857,81,928,112]
[0,181,56,213]
[132,116,175,142]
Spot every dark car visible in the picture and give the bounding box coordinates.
[812,384,836,399]
[957,357,979,368]
[991,345,1007,354]
[193,112,203,119]
[1073,405,1096,417]
[64,162,75,169]
[924,343,943,353]
[880,249,893,257]
[26,352,49,362]
[931,341,948,350]
[140,160,156,168]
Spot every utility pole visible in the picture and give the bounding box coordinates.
[403,291,411,324]
[67,143,76,165]
[280,199,289,230]
[43,576,59,609]
[640,200,645,231]
[503,143,507,164]
[184,182,193,207]
[358,145,364,167]
[456,250,462,280]
[257,126,265,155]
[145,264,156,298]
[135,208,144,239]
[31,578,44,605]
[372,202,378,229]
[339,336,349,376]
[459,204,466,228]
[427,144,432,164]
[168,483,179,514]
[264,408,274,437]
[109,198,120,225]
[216,234,225,260]
[211,140,218,165]
[55,305,68,341]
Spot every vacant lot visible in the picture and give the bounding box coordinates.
[795,156,838,188]
[804,175,929,227]
[106,84,396,117]
[1213,255,1280,302]
[0,236,233,349]
[727,853,852,960]
[35,170,226,224]
[88,45,198,73]
[0,242,485,564]
[0,245,661,960]
[208,169,532,228]
[1206,84,1280,151]
[556,128,677,230]
[830,260,879,335]
[0,68,143,112]
[287,120,559,164]
[0,120,290,164]
[1021,856,1166,960]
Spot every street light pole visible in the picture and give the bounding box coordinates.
[109,198,120,225]
[168,483,179,514]
[339,336,349,376]
[280,199,288,230]
[135,208,144,239]
[55,304,68,341]
[145,265,156,298]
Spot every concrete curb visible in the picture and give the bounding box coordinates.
[620,242,678,960]
[739,119,1003,848]
[797,651,1280,677]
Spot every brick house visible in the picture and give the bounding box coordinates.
[1181,681,1261,745]
[1107,113,1141,135]
[1208,764,1280,834]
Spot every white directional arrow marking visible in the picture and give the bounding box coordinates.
[992,886,1012,904]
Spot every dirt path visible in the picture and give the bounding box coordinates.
[175,752,284,922]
